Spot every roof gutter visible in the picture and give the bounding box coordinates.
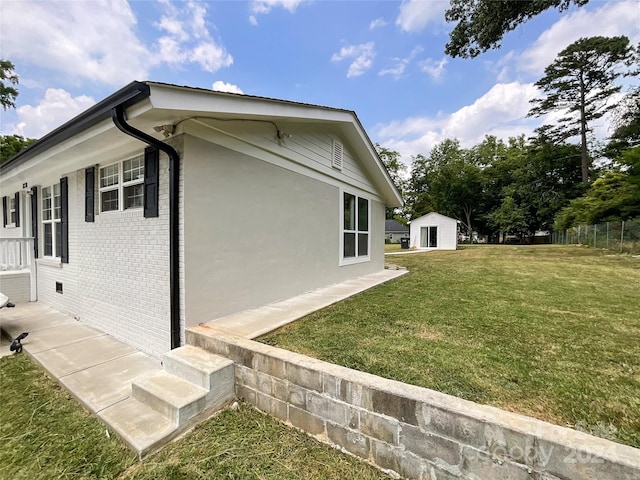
[111,104,181,351]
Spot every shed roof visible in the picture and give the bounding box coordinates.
[409,212,458,224]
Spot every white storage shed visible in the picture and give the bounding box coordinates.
[409,212,458,250]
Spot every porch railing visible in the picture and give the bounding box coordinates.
[0,237,34,271]
[0,237,36,302]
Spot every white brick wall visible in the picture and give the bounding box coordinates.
[35,139,182,358]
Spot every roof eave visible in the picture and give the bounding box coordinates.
[1,81,150,174]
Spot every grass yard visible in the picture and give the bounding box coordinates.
[0,354,390,480]
[384,243,403,253]
[262,245,640,448]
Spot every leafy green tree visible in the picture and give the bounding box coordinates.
[607,86,640,156]
[0,59,19,110]
[0,135,36,164]
[407,139,484,241]
[528,36,635,183]
[375,143,407,219]
[487,195,529,240]
[480,134,583,238]
[405,134,585,243]
[444,0,588,58]
[555,147,640,228]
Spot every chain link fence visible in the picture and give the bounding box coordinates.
[552,218,640,254]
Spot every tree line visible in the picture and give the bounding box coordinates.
[380,34,639,241]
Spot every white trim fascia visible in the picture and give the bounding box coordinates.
[148,83,355,124]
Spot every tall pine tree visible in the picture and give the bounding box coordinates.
[528,36,635,183]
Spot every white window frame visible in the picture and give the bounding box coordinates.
[42,184,61,258]
[99,156,144,213]
[339,189,370,266]
[7,196,16,227]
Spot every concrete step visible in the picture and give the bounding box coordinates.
[163,345,234,390]
[132,371,210,425]
[98,397,177,458]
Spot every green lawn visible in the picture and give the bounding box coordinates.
[0,354,390,479]
[261,245,640,448]
[384,243,403,252]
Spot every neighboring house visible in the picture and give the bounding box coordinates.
[409,212,458,250]
[384,219,409,243]
[0,81,402,358]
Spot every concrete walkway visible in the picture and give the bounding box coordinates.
[201,268,408,338]
[385,249,434,256]
[0,303,162,415]
[0,267,408,455]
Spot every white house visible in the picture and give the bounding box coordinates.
[0,81,402,358]
[409,212,458,250]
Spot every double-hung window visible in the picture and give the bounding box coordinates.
[42,184,61,257]
[8,197,16,225]
[342,192,369,263]
[99,157,144,212]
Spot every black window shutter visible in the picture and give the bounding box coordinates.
[144,146,160,218]
[60,177,69,263]
[85,167,95,222]
[31,187,39,258]
[2,196,6,227]
[14,192,20,227]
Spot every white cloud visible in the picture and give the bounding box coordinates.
[212,81,244,94]
[154,1,233,73]
[0,0,149,85]
[0,0,234,85]
[518,0,640,76]
[419,57,448,81]
[369,17,388,30]
[379,46,423,80]
[250,0,304,22]
[331,42,376,78]
[191,42,234,72]
[396,0,447,33]
[12,89,96,139]
[156,15,189,42]
[373,82,542,161]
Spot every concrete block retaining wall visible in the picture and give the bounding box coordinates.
[188,326,640,480]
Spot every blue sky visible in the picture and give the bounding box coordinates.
[1,0,639,164]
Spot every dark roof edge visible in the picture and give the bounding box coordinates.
[1,81,150,173]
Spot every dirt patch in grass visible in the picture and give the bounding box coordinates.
[415,327,444,341]
[262,245,640,448]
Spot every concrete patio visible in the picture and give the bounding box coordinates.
[0,267,408,457]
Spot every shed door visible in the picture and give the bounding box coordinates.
[420,226,438,248]
[429,226,438,247]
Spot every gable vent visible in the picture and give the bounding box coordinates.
[332,140,344,170]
